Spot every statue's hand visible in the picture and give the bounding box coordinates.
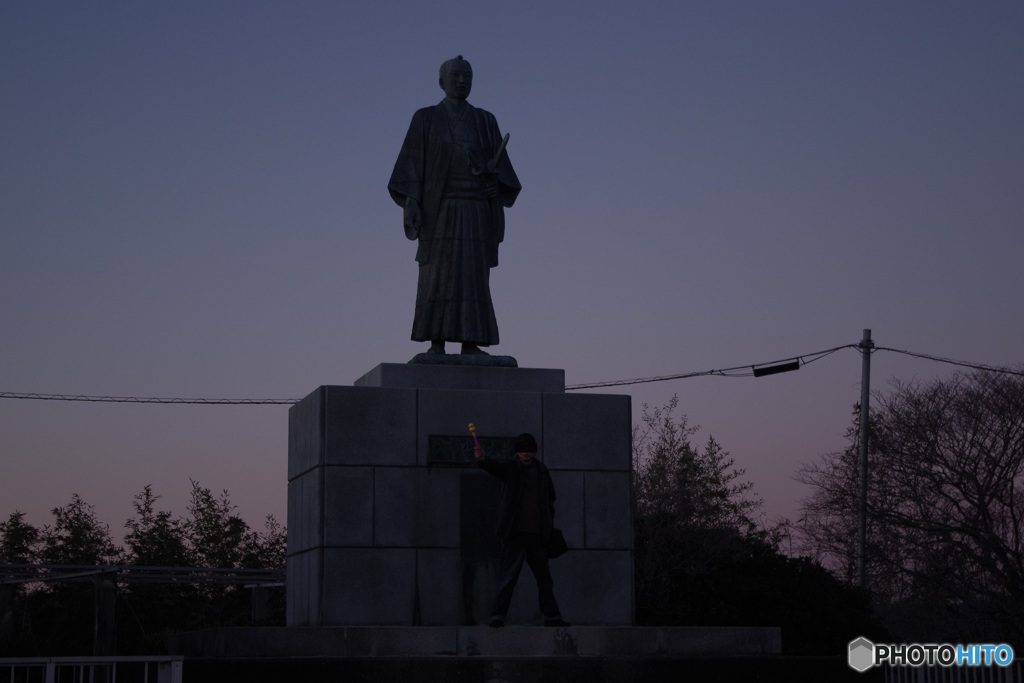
[482,176,500,198]
[404,199,421,239]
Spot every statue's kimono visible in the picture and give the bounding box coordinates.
[388,100,521,346]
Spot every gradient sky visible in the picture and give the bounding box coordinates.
[3,2,1022,545]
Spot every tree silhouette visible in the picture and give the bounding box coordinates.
[0,483,286,655]
[797,369,1024,647]
[634,396,879,653]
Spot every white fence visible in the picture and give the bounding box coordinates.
[886,662,1024,683]
[0,656,182,683]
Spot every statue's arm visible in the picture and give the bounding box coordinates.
[388,109,430,239]
[402,198,421,240]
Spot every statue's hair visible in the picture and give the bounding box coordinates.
[439,55,472,83]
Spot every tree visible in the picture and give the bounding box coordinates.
[0,512,39,566]
[117,486,197,653]
[794,406,916,601]
[1,485,286,655]
[1,512,41,651]
[122,485,189,567]
[185,480,253,569]
[16,495,121,655]
[39,495,118,566]
[633,396,880,653]
[246,514,286,570]
[634,395,764,535]
[181,480,286,627]
[117,483,286,649]
[633,396,768,625]
[797,370,1024,646]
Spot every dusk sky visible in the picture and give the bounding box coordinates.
[3,2,1022,545]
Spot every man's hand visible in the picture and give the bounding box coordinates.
[473,444,486,461]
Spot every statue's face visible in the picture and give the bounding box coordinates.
[441,63,472,101]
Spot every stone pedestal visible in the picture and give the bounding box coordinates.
[287,363,633,627]
[172,625,782,658]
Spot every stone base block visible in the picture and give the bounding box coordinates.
[288,366,633,627]
[170,625,782,658]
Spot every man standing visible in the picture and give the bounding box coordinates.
[473,432,569,627]
[388,55,521,356]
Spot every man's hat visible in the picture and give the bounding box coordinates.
[514,433,538,453]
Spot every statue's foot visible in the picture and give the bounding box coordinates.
[461,344,489,355]
[428,342,446,355]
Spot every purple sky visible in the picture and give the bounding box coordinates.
[3,2,1022,545]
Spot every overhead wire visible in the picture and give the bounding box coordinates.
[875,346,1024,378]
[0,393,298,405]
[0,343,1020,403]
[565,344,856,389]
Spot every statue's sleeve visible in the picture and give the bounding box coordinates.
[388,110,427,208]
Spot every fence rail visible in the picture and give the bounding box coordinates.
[0,656,182,683]
[886,661,1024,683]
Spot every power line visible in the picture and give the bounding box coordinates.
[875,347,1024,378]
[1,343,1020,403]
[0,392,298,405]
[564,344,856,390]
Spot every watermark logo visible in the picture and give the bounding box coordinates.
[848,637,1015,672]
[849,637,875,672]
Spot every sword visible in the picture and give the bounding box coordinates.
[471,133,510,176]
[487,133,510,173]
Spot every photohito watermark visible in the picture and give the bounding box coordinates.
[848,637,1015,672]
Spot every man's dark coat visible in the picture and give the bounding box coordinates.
[478,457,556,544]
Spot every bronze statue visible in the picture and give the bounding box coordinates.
[388,56,521,356]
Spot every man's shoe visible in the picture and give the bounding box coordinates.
[544,618,571,627]
[488,619,505,628]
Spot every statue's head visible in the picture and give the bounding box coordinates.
[439,55,473,101]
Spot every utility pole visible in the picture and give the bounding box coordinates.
[857,329,874,592]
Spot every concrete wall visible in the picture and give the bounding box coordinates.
[287,364,633,627]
